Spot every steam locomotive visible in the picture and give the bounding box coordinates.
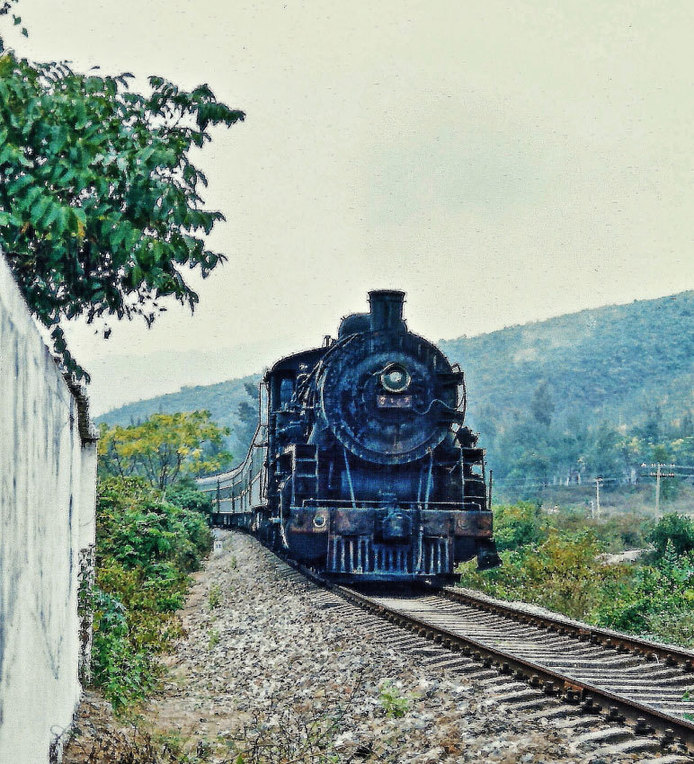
[197,290,500,583]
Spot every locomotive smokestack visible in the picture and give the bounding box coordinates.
[368,290,405,332]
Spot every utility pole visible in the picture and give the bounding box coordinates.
[594,477,602,517]
[655,462,661,517]
[641,463,676,517]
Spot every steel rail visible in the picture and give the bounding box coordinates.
[440,585,694,670]
[331,585,694,754]
[254,537,694,754]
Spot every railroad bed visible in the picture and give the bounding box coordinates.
[68,531,694,762]
[335,587,694,752]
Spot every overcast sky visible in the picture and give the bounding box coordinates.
[5,2,694,413]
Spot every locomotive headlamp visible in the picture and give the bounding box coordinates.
[380,363,411,393]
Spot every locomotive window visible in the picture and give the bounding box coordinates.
[280,378,294,405]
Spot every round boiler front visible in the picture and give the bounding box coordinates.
[317,331,458,464]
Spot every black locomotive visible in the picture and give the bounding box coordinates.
[197,290,500,583]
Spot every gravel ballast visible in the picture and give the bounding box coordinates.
[142,531,686,762]
[65,530,690,762]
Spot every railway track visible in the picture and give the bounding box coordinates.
[239,532,694,760]
[330,583,694,757]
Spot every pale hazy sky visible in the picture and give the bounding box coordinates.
[4,2,694,412]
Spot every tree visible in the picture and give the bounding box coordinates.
[637,406,663,446]
[98,411,232,489]
[530,381,555,427]
[492,501,546,551]
[649,514,694,558]
[679,412,694,438]
[235,380,259,451]
[0,7,244,377]
[584,422,622,478]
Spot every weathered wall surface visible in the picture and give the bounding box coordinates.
[0,252,97,762]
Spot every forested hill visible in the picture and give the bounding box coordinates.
[442,290,694,431]
[99,291,694,482]
[97,374,262,465]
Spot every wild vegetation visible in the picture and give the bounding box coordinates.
[98,410,232,488]
[459,505,694,647]
[87,411,230,710]
[89,476,213,710]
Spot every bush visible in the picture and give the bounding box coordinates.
[492,501,546,551]
[91,587,161,709]
[459,529,628,620]
[97,477,212,572]
[650,513,694,558]
[165,477,215,517]
[460,516,694,647]
[90,477,213,709]
[592,544,694,646]
[552,510,654,553]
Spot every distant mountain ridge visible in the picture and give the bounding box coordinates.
[99,291,694,468]
[440,290,694,432]
[97,374,262,464]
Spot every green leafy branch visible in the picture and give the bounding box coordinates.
[0,35,244,378]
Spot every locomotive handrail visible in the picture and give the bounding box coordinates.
[412,397,462,417]
[209,497,488,513]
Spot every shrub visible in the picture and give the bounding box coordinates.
[552,510,653,553]
[592,544,694,646]
[492,501,546,551]
[165,477,215,517]
[459,529,627,620]
[460,517,694,647]
[650,513,694,558]
[90,477,213,709]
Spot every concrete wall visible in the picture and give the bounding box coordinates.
[0,252,97,762]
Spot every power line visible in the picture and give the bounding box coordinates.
[492,463,694,489]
